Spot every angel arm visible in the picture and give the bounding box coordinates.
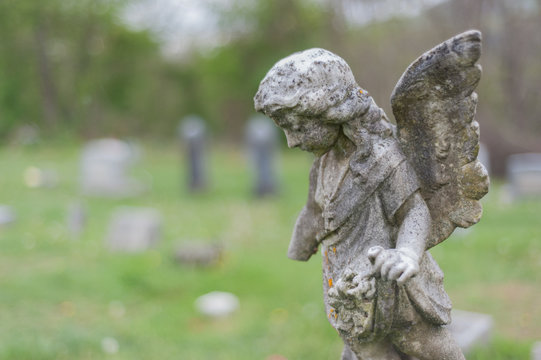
[287,158,324,261]
[369,191,430,285]
[395,191,430,260]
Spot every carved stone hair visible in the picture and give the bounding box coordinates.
[254,48,370,122]
[254,48,394,162]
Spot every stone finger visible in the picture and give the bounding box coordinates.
[343,269,356,281]
[387,262,407,281]
[358,280,370,293]
[367,246,384,264]
[380,258,396,280]
[372,251,389,275]
[396,266,417,285]
[328,287,339,298]
[365,284,376,299]
[336,279,350,296]
[346,285,363,298]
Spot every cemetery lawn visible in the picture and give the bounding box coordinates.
[0,142,540,360]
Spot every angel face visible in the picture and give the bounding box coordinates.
[270,111,340,156]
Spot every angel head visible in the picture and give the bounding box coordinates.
[254,48,393,156]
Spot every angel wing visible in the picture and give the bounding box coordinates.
[390,30,489,249]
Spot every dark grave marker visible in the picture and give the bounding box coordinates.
[245,115,278,197]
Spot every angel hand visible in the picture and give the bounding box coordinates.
[367,246,420,285]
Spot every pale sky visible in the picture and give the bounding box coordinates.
[121,0,449,58]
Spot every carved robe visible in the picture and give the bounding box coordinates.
[289,135,452,339]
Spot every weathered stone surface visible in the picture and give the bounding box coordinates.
[254,30,488,360]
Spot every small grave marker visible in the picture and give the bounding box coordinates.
[179,116,208,192]
[174,242,222,267]
[478,142,490,175]
[81,138,143,197]
[507,153,541,199]
[195,291,239,317]
[0,205,16,226]
[446,310,493,353]
[245,115,278,197]
[106,207,162,252]
[23,166,59,188]
[66,201,86,237]
[532,341,541,360]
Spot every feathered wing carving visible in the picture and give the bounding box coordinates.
[391,30,489,249]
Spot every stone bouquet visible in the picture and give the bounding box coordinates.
[254,31,489,360]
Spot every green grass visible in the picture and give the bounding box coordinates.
[0,142,539,359]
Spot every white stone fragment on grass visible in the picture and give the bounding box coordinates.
[101,337,119,354]
[0,205,16,226]
[195,291,239,317]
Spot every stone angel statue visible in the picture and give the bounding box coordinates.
[254,30,489,360]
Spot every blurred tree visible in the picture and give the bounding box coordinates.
[0,0,539,175]
[180,0,332,140]
[0,0,184,139]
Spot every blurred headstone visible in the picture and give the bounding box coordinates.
[23,166,59,188]
[445,310,493,354]
[0,205,16,226]
[195,291,239,317]
[11,124,39,146]
[174,242,222,267]
[80,138,143,197]
[507,153,541,199]
[532,341,541,360]
[245,115,278,197]
[66,201,86,237]
[478,142,490,175]
[178,116,208,192]
[106,207,162,252]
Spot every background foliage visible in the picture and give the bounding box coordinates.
[1,0,540,175]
